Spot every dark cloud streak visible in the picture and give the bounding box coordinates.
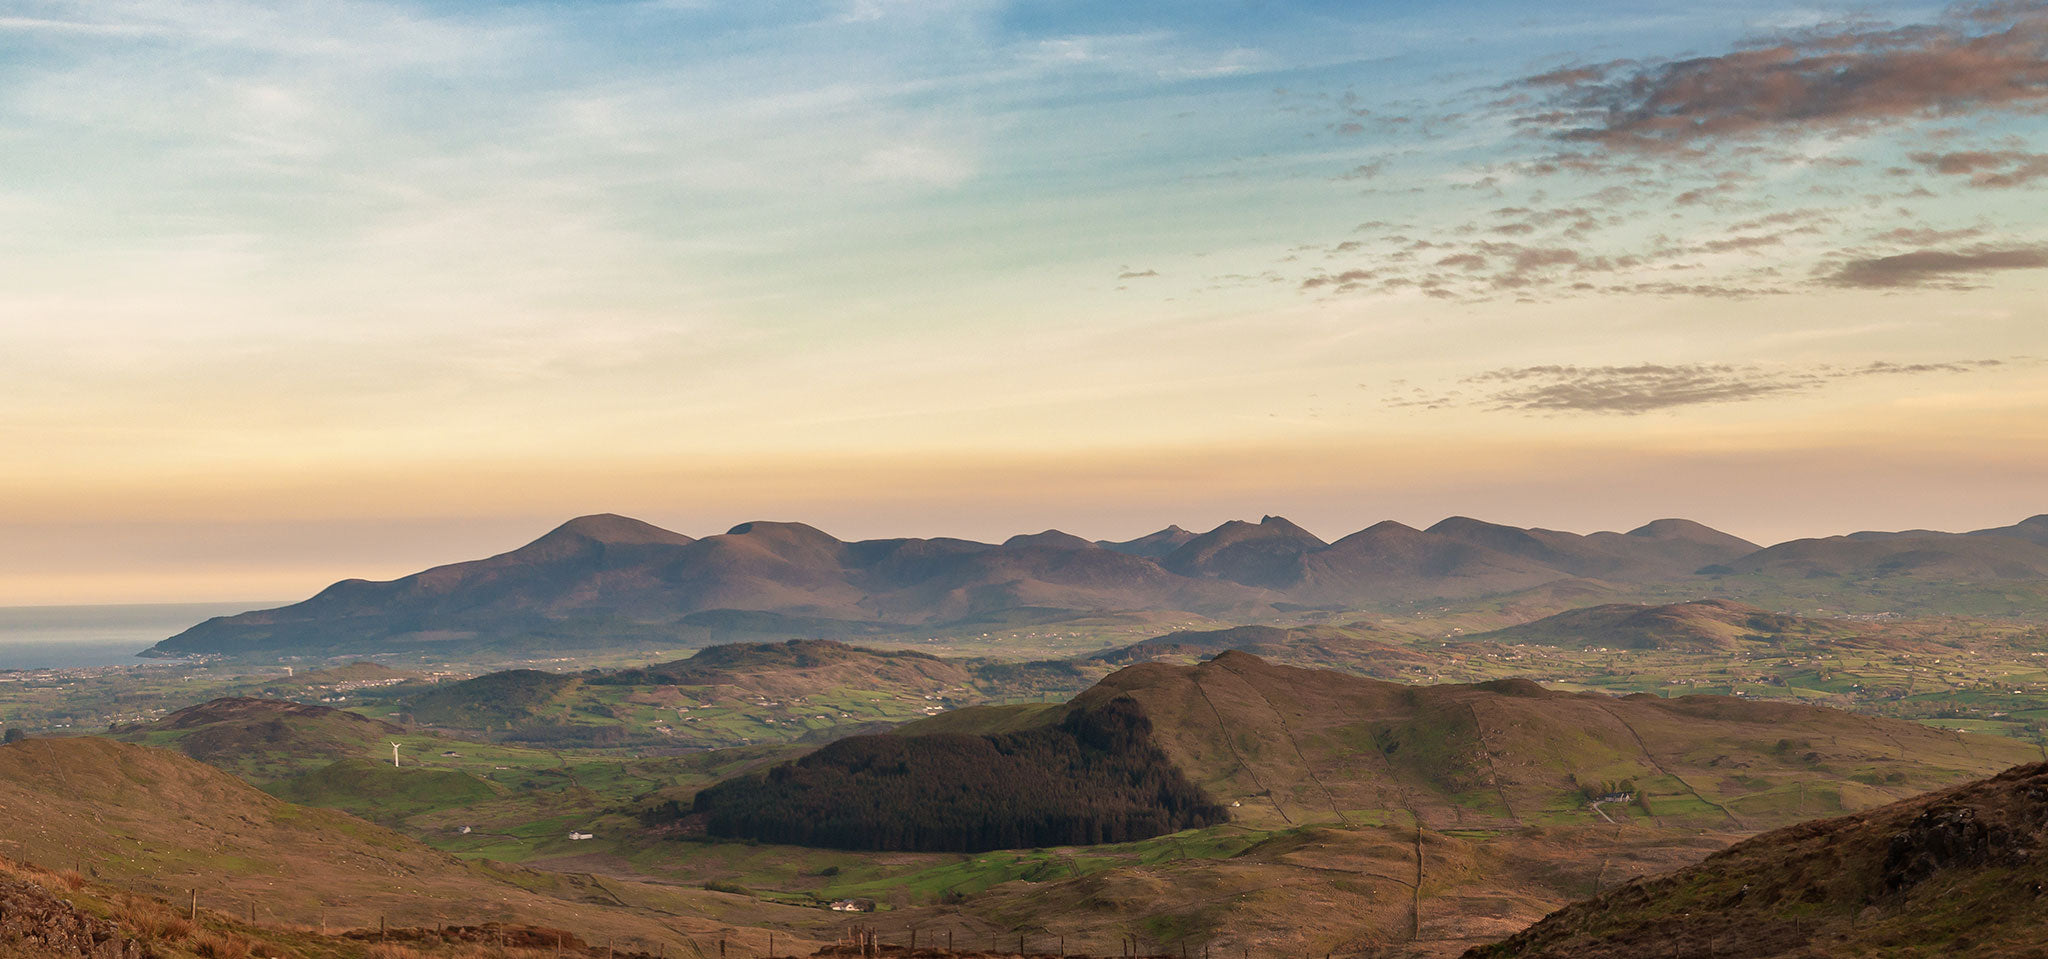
[1823,246,2048,286]
[1518,2,2048,151]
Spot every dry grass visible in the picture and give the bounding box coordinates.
[107,892,196,940]
[193,931,254,958]
[365,945,578,958]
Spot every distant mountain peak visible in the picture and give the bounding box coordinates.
[1426,515,1505,533]
[541,513,694,546]
[1098,525,1199,559]
[1003,530,1098,550]
[1361,519,1421,535]
[725,520,837,539]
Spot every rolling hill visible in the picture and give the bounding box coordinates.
[680,652,2037,845]
[1461,600,1854,651]
[598,638,972,700]
[145,512,1798,658]
[1468,760,2048,959]
[405,668,583,729]
[112,696,404,780]
[1092,622,1438,676]
[396,642,988,748]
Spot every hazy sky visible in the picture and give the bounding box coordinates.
[6,0,2047,604]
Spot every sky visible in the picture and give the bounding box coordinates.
[5,0,2047,604]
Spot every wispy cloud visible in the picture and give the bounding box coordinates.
[1392,359,2015,414]
[1908,149,2048,187]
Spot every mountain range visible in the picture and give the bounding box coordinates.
[148,512,2048,657]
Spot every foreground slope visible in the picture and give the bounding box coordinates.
[1469,761,2048,959]
[0,850,665,959]
[0,737,816,955]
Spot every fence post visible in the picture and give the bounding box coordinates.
[188,890,197,922]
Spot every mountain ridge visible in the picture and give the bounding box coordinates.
[148,512,2048,657]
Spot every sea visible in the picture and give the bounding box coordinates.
[0,602,277,670]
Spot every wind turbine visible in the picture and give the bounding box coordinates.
[391,742,402,768]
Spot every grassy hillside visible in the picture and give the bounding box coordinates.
[265,757,502,819]
[406,669,582,729]
[1468,761,2048,959]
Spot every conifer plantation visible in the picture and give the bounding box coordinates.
[688,697,1226,852]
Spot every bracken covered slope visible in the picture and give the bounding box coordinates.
[1467,761,2048,959]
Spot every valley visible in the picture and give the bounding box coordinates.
[7,513,2048,957]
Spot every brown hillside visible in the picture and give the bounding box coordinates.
[0,737,817,955]
[1468,761,2048,959]
[1058,652,2036,832]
